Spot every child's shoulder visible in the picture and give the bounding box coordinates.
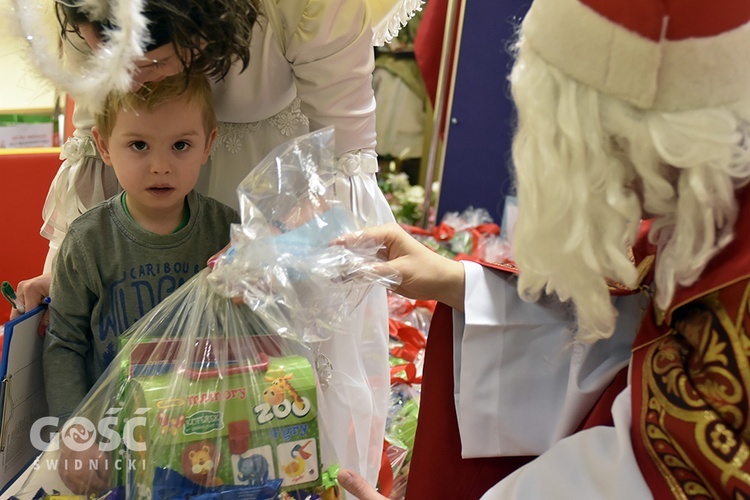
[67,196,118,233]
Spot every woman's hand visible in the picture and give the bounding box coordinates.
[337,469,388,500]
[337,222,466,311]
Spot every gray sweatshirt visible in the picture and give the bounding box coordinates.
[44,190,239,419]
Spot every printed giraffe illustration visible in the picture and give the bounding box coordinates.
[263,369,305,410]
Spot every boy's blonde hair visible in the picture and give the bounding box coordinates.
[94,73,217,139]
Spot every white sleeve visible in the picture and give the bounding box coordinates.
[453,261,644,457]
[283,0,378,160]
[481,386,652,499]
[369,0,424,46]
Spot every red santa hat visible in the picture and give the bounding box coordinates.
[521,0,750,111]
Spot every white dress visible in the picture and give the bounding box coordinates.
[36,0,422,487]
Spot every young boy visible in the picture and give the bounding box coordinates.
[44,72,240,423]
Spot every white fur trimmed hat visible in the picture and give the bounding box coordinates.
[521,0,750,111]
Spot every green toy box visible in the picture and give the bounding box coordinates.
[119,337,321,497]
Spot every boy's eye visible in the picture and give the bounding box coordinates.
[173,141,190,151]
[130,141,148,151]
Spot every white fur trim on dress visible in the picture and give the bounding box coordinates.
[523,0,750,111]
[370,0,424,46]
[7,0,150,113]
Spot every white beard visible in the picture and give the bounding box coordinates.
[509,40,750,342]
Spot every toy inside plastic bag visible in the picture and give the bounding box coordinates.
[11,274,320,499]
[9,128,399,499]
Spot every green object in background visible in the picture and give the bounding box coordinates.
[390,398,419,461]
[0,113,54,124]
[449,231,474,256]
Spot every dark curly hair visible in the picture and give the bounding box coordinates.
[55,0,260,81]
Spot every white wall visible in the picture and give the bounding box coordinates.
[0,33,58,113]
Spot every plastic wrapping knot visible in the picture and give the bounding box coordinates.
[209,127,401,342]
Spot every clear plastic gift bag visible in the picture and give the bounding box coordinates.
[10,128,399,499]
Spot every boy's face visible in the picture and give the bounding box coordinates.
[93,96,216,222]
